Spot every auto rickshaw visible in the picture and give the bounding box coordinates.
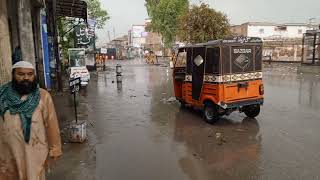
[173,37,264,124]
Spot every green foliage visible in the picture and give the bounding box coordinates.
[57,18,76,59]
[87,0,110,29]
[177,3,230,43]
[57,0,109,58]
[145,0,161,17]
[145,0,189,47]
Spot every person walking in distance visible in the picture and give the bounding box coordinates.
[0,61,62,180]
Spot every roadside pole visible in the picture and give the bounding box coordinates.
[68,77,87,143]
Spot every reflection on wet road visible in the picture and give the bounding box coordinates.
[88,60,320,180]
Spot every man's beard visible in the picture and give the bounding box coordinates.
[12,78,38,95]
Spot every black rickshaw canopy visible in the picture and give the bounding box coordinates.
[177,37,263,75]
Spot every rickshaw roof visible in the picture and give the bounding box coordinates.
[179,37,262,49]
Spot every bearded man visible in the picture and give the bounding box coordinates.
[0,61,62,180]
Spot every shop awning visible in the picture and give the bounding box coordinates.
[56,0,87,20]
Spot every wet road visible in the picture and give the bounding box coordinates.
[87,60,320,180]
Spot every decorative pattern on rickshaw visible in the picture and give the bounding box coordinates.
[185,75,192,82]
[203,72,262,83]
[222,75,232,82]
[234,54,250,71]
[204,75,217,82]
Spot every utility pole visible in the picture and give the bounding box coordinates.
[309,18,316,30]
[93,23,97,71]
[52,0,63,91]
[108,31,111,42]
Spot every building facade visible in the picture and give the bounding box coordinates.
[0,0,87,90]
[231,22,315,39]
[0,0,43,86]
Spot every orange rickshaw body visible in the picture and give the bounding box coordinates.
[173,37,264,118]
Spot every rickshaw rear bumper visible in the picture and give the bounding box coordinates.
[219,98,264,110]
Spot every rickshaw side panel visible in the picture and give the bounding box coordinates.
[200,84,221,105]
[182,82,203,106]
[183,83,220,106]
[222,79,263,103]
[174,81,183,100]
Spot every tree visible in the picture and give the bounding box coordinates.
[87,0,110,29]
[57,0,109,58]
[145,0,189,47]
[177,3,230,44]
[145,0,161,18]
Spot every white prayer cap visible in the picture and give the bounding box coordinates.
[12,61,35,70]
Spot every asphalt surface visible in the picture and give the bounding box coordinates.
[50,59,320,180]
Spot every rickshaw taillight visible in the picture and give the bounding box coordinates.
[259,84,264,95]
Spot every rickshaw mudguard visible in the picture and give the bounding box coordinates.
[201,96,219,107]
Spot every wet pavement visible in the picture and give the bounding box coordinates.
[47,88,96,180]
[52,59,320,180]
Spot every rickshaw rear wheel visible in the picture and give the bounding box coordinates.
[203,103,219,124]
[243,105,260,118]
[179,101,186,108]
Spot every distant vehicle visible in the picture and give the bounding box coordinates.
[107,48,117,59]
[173,37,264,124]
[68,48,90,86]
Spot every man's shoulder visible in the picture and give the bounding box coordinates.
[40,88,50,95]
[39,88,52,100]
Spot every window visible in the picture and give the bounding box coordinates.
[259,28,264,34]
[205,47,220,73]
[275,26,287,31]
[175,52,187,67]
[194,55,204,66]
[186,48,193,73]
[298,29,303,34]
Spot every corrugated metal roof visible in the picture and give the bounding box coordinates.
[56,0,87,20]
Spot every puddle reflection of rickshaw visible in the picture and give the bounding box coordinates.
[174,110,261,179]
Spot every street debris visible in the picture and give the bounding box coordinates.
[68,121,87,143]
[235,128,246,132]
[216,132,227,145]
[161,97,177,104]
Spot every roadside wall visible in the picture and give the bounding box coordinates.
[263,39,302,62]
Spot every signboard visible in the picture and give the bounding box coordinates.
[75,19,97,50]
[69,77,81,93]
[68,48,86,67]
[68,48,90,86]
[231,46,254,73]
[222,37,262,44]
[132,25,146,38]
[100,48,108,54]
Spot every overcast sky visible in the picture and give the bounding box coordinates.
[96,0,320,46]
